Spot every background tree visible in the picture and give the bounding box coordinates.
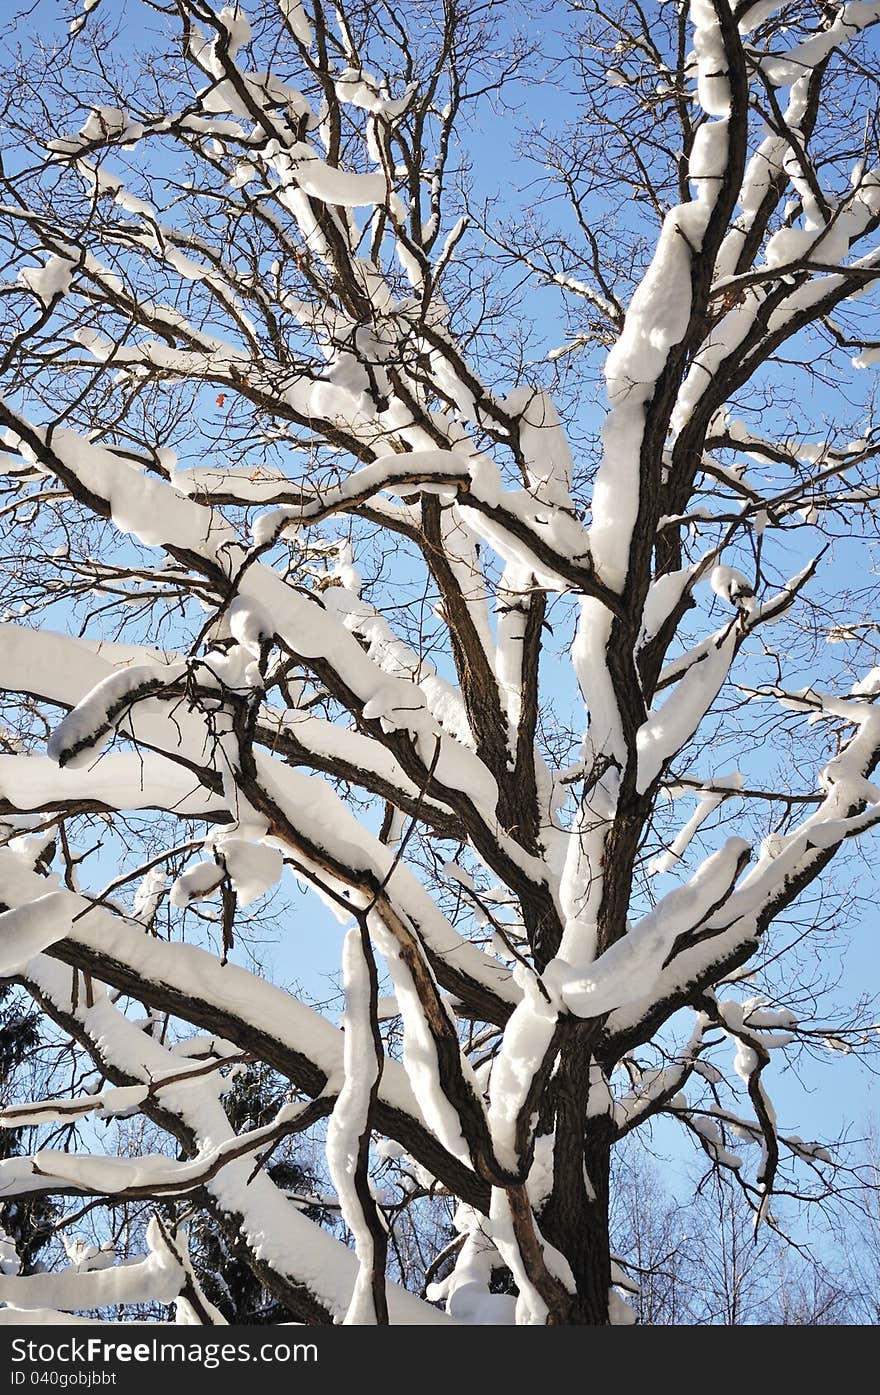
[185,1062,339,1323]
[609,1142,861,1324]
[0,985,59,1276]
[0,0,879,1326]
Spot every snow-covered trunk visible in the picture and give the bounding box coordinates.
[326,919,389,1324]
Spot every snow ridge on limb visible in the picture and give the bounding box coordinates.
[6,956,448,1324]
[0,1218,184,1313]
[0,893,77,976]
[47,662,188,770]
[0,849,490,1212]
[561,0,752,972]
[325,924,388,1323]
[602,702,880,1053]
[547,838,750,1020]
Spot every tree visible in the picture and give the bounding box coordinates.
[830,1119,880,1322]
[0,986,60,1276]
[610,1146,859,1325]
[185,1062,341,1322]
[0,0,879,1326]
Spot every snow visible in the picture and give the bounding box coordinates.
[335,69,413,120]
[504,387,574,508]
[2,1084,148,1127]
[214,837,283,905]
[228,594,275,659]
[132,867,167,923]
[47,661,187,770]
[366,909,474,1166]
[0,752,223,819]
[495,563,533,733]
[736,134,789,217]
[5,0,879,1325]
[80,106,133,142]
[173,462,293,503]
[47,106,142,155]
[443,860,475,892]
[671,290,761,433]
[547,838,750,1018]
[0,1219,183,1311]
[326,926,382,1323]
[0,628,230,826]
[277,146,390,208]
[636,628,738,791]
[486,1189,575,1325]
[215,4,252,55]
[690,0,731,117]
[265,705,448,814]
[253,754,518,1006]
[169,860,225,908]
[691,1117,742,1170]
[609,702,880,1044]
[591,199,710,593]
[0,847,431,1135]
[428,1217,516,1324]
[649,787,725,875]
[690,118,730,203]
[68,0,102,36]
[200,73,310,122]
[265,445,592,597]
[279,0,312,44]
[608,1288,636,1325]
[710,564,756,611]
[7,949,449,1325]
[736,1,781,33]
[272,587,500,811]
[761,4,880,87]
[0,1307,143,1326]
[488,965,559,1173]
[0,892,76,976]
[640,567,695,645]
[0,1231,19,1276]
[18,255,76,306]
[526,1130,554,1210]
[1,414,237,562]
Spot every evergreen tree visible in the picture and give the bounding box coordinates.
[0,986,58,1273]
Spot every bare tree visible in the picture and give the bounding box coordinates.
[827,1120,880,1322]
[609,1145,692,1325]
[0,0,879,1325]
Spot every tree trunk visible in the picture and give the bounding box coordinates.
[541,1039,614,1324]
